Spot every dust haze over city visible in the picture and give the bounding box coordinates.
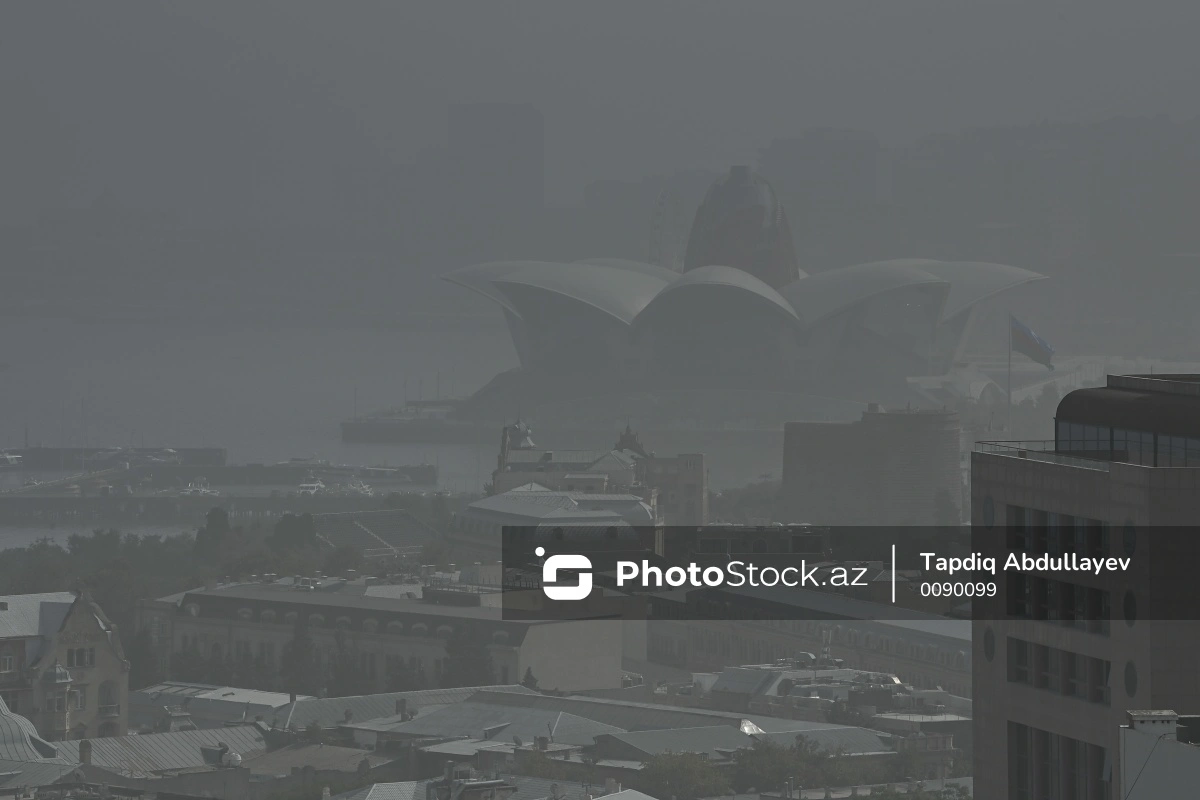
[3,3,1200,799]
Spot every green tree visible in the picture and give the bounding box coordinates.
[327,631,370,697]
[281,616,323,697]
[733,739,794,792]
[637,752,731,800]
[421,539,452,570]
[127,627,163,690]
[0,538,71,594]
[440,627,495,688]
[171,643,210,683]
[323,544,362,577]
[890,748,922,783]
[868,787,970,799]
[304,721,325,744]
[520,667,538,690]
[386,658,425,692]
[267,513,318,552]
[194,508,232,561]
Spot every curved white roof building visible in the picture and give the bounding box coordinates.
[443,167,1046,401]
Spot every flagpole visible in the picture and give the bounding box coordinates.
[1007,314,1013,434]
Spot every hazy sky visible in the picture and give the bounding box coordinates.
[5,1,1200,210]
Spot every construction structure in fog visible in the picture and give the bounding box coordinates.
[782,404,962,525]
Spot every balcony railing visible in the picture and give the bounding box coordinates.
[98,704,120,718]
[974,441,1111,472]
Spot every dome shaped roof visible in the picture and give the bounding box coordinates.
[694,166,782,230]
[636,264,801,328]
[683,166,803,289]
[878,259,1047,321]
[444,260,673,325]
[0,695,60,761]
[780,261,949,328]
[492,261,670,325]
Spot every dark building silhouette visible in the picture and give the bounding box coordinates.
[682,165,802,290]
[782,404,962,525]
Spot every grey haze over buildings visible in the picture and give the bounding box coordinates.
[6,1,1200,212]
[4,2,1200,464]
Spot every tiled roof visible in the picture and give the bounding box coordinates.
[344,701,624,746]
[598,726,753,758]
[709,668,778,695]
[0,758,79,789]
[466,690,843,735]
[331,780,430,800]
[55,724,267,777]
[754,726,894,756]
[0,696,61,762]
[277,685,536,730]
[507,774,615,800]
[241,743,391,776]
[0,593,76,641]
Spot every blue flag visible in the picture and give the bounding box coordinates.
[1011,315,1054,370]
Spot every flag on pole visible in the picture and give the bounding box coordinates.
[1010,315,1054,370]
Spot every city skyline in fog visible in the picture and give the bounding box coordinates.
[6,0,1200,218]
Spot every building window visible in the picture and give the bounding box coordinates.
[73,688,86,710]
[66,648,96,669]
[0,653,13,673]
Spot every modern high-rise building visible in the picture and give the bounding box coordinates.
[971,373,1200,799]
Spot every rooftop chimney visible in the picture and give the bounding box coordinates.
[1128,710,1179,740]
[79,740,92,765]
